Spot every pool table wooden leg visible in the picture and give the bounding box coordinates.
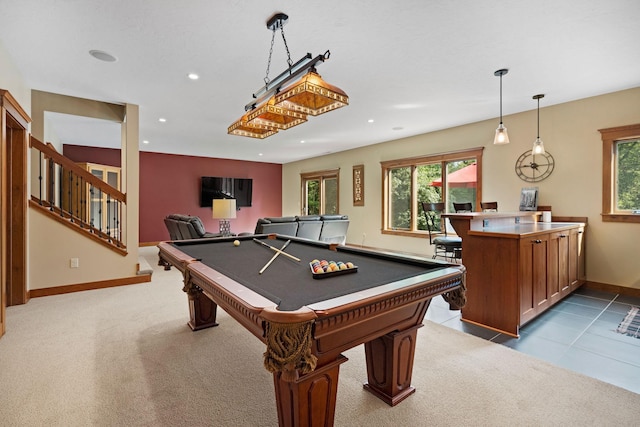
[273,354,348,427]
[362,323,423,406]
[186,288,218,331]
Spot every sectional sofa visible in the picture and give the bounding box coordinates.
[163,214,222,240]
[253,215,349,244]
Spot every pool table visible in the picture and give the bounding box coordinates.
[158,234,465,427]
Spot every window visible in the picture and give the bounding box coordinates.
[301,169,340,215]
[600,124,640,223]
[381,147,483,236]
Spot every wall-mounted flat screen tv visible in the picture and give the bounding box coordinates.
[200,177,253,208]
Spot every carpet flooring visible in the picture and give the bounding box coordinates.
[1,248,638,426]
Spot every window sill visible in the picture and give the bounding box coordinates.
[382,229,428,238]
[601,213,640,223]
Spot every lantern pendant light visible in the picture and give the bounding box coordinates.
[493,69,510,145]
[532,94,545,155]
[227,12,348,139]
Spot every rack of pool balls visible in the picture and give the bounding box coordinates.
[309,259,357,279]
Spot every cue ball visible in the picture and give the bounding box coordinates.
[233,240,240,246]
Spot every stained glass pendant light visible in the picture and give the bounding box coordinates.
[275,66,349,116]
[228,13,348,139]
[227,113,278,139]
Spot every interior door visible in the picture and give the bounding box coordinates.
[1,90,32,339]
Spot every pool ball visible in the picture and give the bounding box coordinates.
[233,240,240,246]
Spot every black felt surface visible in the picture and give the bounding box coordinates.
[172,237,447,311]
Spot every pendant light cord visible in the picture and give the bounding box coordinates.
[264,19,294,85]
[537,97,540,138]
[499,74,503,123]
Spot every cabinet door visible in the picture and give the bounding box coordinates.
[88,167,104,228]
[569,227,586,290]
[519,235,549,324]
[86,164,120,238]
[549,230,571,302]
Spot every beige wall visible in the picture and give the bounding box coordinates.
[0,39,30,116]
[282,87,640,290]
[28,92,139,290]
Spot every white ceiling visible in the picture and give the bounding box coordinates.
[1,0,639,164]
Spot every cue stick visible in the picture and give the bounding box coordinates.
[259,240,291,274]
[252,238,301,262]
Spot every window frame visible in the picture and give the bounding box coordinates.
[599,123,640,224]
[380,147,484,237]
[300,168,340,215]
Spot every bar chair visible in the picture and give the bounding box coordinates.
[421,202,462,262]
[453,202,473,213]
[480,201,498,212]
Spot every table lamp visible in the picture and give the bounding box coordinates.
[212,199,236,237]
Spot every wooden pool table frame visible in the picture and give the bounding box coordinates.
[158,235,465,427]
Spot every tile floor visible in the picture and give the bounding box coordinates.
[426,287,640,394]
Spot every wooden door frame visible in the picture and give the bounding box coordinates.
[1,90,31,338]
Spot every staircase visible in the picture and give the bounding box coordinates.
[29,136,127,255]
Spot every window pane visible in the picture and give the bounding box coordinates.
[390,167,411,229]
[616,139,640,210]
[416,163,443,231]
[306,179,320,215]
[446,160,477,212]
[323,177,338,214]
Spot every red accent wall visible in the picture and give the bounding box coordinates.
[63,145,283,243]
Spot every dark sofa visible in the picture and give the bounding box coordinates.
[254,215,349,244]
[164,214,221,240]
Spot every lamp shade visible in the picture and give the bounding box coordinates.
[228,113,278,139]
[275,69,349,116]
[212,199,237,219]
[532,137,545,155]
[245,97,307,130]
[494,123,510,145]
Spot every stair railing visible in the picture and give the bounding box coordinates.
[29,135,127,254]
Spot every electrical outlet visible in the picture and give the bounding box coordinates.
[70,258,79,268]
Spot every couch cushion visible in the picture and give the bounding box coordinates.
[319,218,349,245]
[320,214,348,221]
[254,218,271,234]
[258,222,299,237]
[168,213,192,222]
[265,216,297,223]
[296,215,322,221]
[189,216,207,237]
[296,220,323,240]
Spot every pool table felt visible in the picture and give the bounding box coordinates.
[171,238,448,311]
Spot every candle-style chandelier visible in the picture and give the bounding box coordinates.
[228,13,349,139]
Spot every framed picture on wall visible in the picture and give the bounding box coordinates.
[353,164,364,206]
[519,187,539,211]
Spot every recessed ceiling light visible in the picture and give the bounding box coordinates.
[368,119,374,123]
[188,73,199,80]
[89,50,117,62]
[142,140,149,144]
[158,118,167,123]
[300,140,305,144]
